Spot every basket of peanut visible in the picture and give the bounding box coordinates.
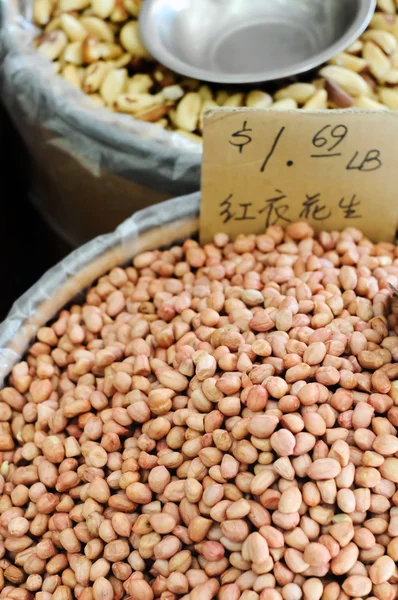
[0,191,397,600]
[0,0,202,248]
[1,0,397,247]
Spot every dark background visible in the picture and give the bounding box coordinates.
[1,103,70,320]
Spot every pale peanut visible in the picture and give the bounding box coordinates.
[30,0,398,137]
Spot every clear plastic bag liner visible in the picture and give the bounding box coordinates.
[0,192,201,386]
[0,0,202,214]
[0,0,204,153]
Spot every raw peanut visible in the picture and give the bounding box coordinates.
[191,578,220,600]
[331,542,358,575]
[157,369,188,392]
[4,564,25,583]
[247,532,269,562]
[278,486,302,514]
[8,517,30,537]
[286,221,314,240]
[342,575,372,597]
[270,430,296,457]
[220,520,249,542]
[248,415,279,438]
[380,457,398,482]
[93,577,114,600]
[303,342,327,366]
[126,578,154,600]
[103,539,130,561]
[302,578,323,600]
[369,555,396,584]
[339,266,358,291]
[358,350,384,369]
[336,489,356,513]
[306,459,341,480]
[284,548,310,573]
[251,470,277,495]
[303,542,331,567]
[0,434,14,450]
[373,434,398,455]
[149,513,176,534]
[2,219,398,598]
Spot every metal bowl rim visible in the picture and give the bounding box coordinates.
[139,0,377,84]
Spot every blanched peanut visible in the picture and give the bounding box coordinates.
[24,0,398,139]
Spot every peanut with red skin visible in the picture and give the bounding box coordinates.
[1,224,398,599]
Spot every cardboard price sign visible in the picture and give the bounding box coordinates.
[200,109,398,244]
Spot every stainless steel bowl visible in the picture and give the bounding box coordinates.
[139,0,376,84]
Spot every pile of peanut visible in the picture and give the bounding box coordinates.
[1,223,398,600]
[32,0,398,142]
